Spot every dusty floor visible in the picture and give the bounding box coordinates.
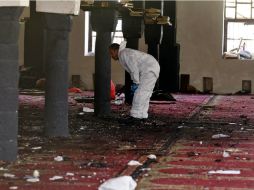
[0,92,254,189]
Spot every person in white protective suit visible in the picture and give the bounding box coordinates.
[109,41,160,120]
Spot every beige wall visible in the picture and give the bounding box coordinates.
[177,1,254,94]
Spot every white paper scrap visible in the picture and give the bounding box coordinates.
[83,107,94,113]
[223,151,230,158]
[9,186,18,190]
[147,154,157,160]
[26,178,40,183]
[3,173,15,178]
[54,156,64,162]
[98,176,137,190]
[33,170,40,178]
[127,160,142,166]
[31,147,42,150]
[208,170,240,175]
[212,134,230,139]
[49,176,64,181]
[66,172,74,176]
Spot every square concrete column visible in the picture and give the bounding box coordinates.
[0,7,24,161]
[91,6,117,117]
[44,14,72,137]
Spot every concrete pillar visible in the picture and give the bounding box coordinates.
[44,14,72,137]
[91,7,117,117]
[159,1,179,92]
[0,7,23,161]
[94,32,112,116]
[144,1,163,60]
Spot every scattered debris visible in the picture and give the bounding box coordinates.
[3,173,15,178]
[26,178,40,183]
[82,107,94,113]
[113,99,124,105]
[33,170,40,178]
[49,176,64,181]
[127,160,142,166]
[80,126,87,130]
[147,154,157,160]
[98,176,137,190]
[187,152,200,157]
[78,112,85,115]
[212,134,230,139]
[208,170,240,175]
[68,87,82,93]
[31,147,42,150]
[0,167,8,171]
[54,156,64,162]
[84,161,108,168]
[226,148,241,153]
[223,151,230,158]
[9,186,18,190]
[140,168,151,171]
[66,172,74,176]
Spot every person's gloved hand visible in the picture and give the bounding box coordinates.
[130,83,139,95]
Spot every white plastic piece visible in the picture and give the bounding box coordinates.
[66,172,74,176]
[0,167,7,171]
[82,107,94,113]
[3,173,15,178]
[9,186,18,190]
[114,100,124,105]
[226,148,241,153]
[127,160,142,166]
[49,176,64,181]
[0,0,29,7]
[212,134,230,139]
[223,151,230,158]
[31,147,42,150]
[141,168,151,171]
[54,156,64,162]
[33,170,40,178]
[98,176,137,190]
[208,170,240,175]
[147,154,157,160]
[26,178,40,183]
[36,0,81,15]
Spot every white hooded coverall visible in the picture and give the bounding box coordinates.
[118,42,160,119]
